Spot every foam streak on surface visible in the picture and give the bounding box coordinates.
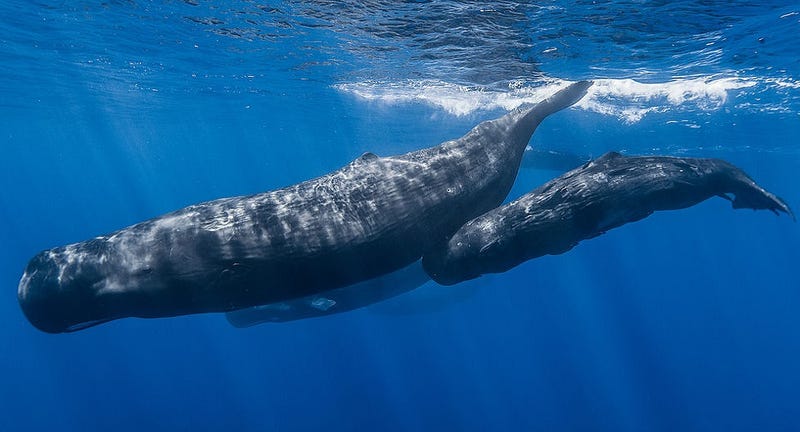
[335,76,797,123]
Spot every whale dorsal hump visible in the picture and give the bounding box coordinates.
[597,151,624,161]
[354,152,380,164]
[582,151,623,169]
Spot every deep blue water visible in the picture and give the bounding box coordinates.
[2,1,800,431]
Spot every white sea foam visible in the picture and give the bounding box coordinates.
[334,79,566,116]
[334,76,797,123]
[577,77,757,123]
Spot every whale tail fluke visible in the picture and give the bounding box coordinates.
[717,161,795,220]
[730,188,795,221]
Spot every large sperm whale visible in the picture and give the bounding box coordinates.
[423,152,794,285]
[17,81,593,333]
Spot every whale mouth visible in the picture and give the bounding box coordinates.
[65,319,113,333]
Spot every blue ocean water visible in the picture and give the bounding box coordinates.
[1,1,799,430]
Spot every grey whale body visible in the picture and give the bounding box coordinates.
[424,152,794,285]
[18,81,593,333]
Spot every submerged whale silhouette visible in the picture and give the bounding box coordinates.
[18,81,593,333]
[424,151,794,285]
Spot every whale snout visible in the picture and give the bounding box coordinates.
[18,252,69,333]
[17,250,109,333]
[423,237,483,286]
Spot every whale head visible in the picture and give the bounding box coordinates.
[18,247,117,333]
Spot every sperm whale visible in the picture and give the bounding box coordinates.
[423,151,794,285]
[17,81,593,333]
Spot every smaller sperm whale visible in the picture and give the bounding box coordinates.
[423,152,794,285]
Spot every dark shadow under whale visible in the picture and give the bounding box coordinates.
[225,261,431,327]
[18,81,593,333]
[423,151,794,285]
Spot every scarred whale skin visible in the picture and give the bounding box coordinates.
[423,151,794,285]
[17,81,593,333]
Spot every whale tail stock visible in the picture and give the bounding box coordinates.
[509,80,593,140]
[535,80,594,115]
